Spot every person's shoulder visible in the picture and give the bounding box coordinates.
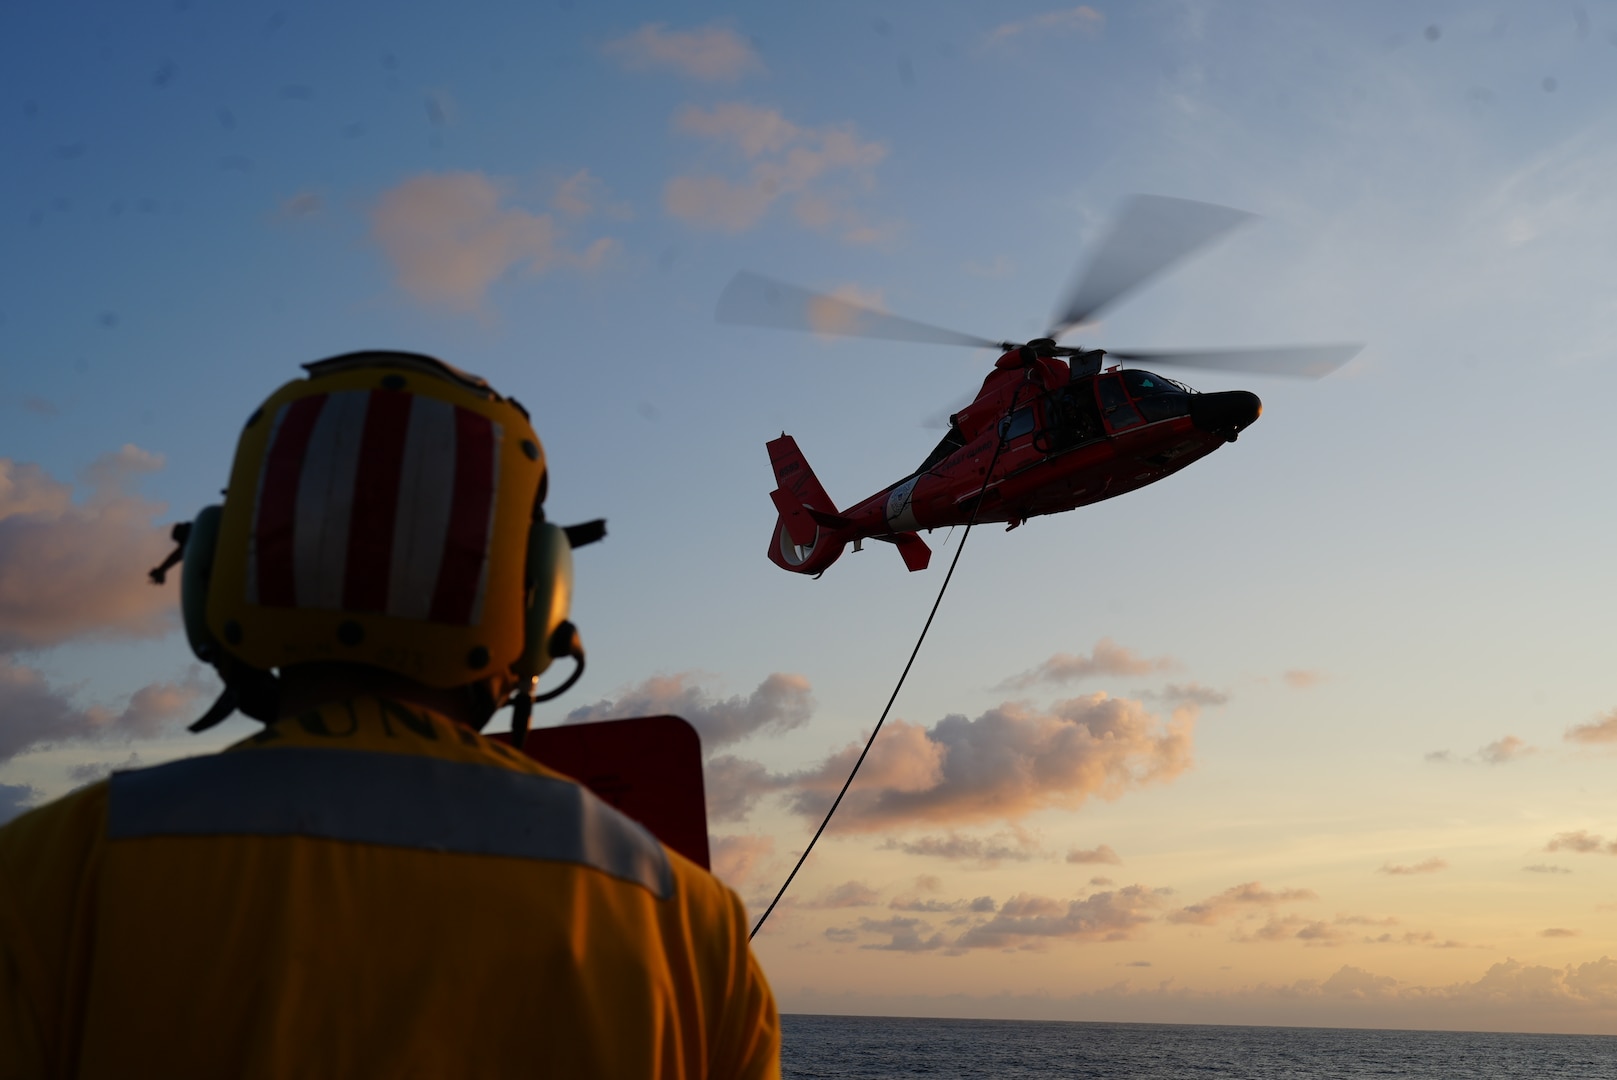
[663,845,751,928]
[0,778,111,876]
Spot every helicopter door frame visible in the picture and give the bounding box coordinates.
[1095,373,1144,434]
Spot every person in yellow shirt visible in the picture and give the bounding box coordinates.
[0,352,780,1079]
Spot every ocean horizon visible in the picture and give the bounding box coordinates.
[780,1013,1617,1078]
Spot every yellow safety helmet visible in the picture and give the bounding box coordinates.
[159,352,600,736]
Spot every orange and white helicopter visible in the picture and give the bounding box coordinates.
[718,196,1361,576]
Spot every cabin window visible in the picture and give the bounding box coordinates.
[1000,406,1036,441]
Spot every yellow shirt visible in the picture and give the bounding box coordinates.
[0,697,779,1079]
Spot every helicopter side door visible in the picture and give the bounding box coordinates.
[1096,373,1144,433]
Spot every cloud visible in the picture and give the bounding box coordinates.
[663,103,889,243]
[1282,670,1324,689]
[997,639,1178,691]
[0,782,38,825]
[369,171,617,312]
[0,449,175,651]
[704,754,790,822]
[789,956,1617,1029]
[1380,857,1448,876]
[1545,831,1617,855]
[953,886,1165,949]
[1066,844,1123,865]
[855,915,946,952]
[709,833,775,893]
[1157,683,1229,707]
[1524,864,1572,874]
[1476,735,1535,765]
[0,656,204,765]
[889,895,997,914]
[987,6,1104,44]
[805,881,880,909]
[880,832,1039,864]
[605,23,763,82]
[279,190,321,219]
[1168,882,1319,926]
[1425,750,1452,763]
[1542,928,1582,938]
[67,752,143,785]
[786,693,1196,831]
[807,283,887,337]
[549,169,631,221]
[1238,915,1350,946]
[1566,709,1617,745]
[567,672,814,752]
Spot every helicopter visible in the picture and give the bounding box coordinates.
[717,195,1363,576]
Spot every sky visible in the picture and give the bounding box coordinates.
[4,0,1617,1035]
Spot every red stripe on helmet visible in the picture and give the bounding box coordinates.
[256,395,328,608]
[341,389,413,613]
[428,408,497,625]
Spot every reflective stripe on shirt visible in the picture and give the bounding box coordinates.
[106,748,674,899]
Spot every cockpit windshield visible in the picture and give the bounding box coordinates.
[1122,369,1195,396]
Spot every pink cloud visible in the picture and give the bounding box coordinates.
[987,6,1104,43]
[1545,830,1617,855]
[805,881,880,909]
[663,103,888,243]
[568,672,814,751]
[709,833,776,893]
[1168,881,1319,926]
[786,693,1196,831]
[880,831,1039,864]
[0,448,174,651]
[1282,669,1325,689]
[997,638,1178,691]
[1566,709,1617,744]
[0,656,204,764]
[1379,857,1448,876]
[1066,844,1123,865]
[953,886,1166,949]
[1476,735,1535,764]
[369,171,616,312]
[604,23,763,82]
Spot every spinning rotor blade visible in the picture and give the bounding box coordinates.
[1106,344,1364,379]
[1048,195,1256,339]
[717,271,1002,350]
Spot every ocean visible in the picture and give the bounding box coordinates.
[779,1014,1617,1078]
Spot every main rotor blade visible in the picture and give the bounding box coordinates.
[1106,344,1364,379]
[1048,195,1256,338]
[717,271,1002,350]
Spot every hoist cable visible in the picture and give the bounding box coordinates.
[749,389,1023,941]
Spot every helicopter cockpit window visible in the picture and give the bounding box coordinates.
[1122,369,1193,423]
[1122,370,1191,396]
[1000,406,1037,441]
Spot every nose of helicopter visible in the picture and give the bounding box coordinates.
[1189,390,1262,440]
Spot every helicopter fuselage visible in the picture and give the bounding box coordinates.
[766,349,1262,574]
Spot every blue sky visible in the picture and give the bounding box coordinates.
[6,0,1617,1032]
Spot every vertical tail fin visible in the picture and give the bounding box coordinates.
[766,435,847,575]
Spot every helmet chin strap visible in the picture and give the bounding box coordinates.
[188,663,281,732]
[507,684,535,751]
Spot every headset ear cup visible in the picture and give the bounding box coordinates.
[516,522,573,683]
[179,506,224,663]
